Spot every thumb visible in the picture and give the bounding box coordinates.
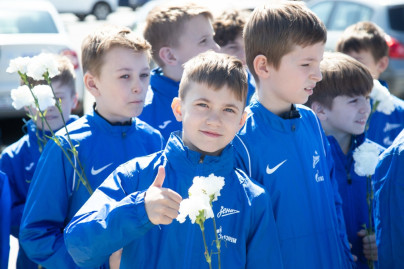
[357,229,367,237]
[151,166,165,188]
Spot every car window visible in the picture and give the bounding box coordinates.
[0,9,58,34]
[389,5,404,32]
[328,2,373,31]
[310,1,335,26]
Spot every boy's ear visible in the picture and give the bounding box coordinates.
[159,47,178,66]
[311,101,327,121]
[171,97,183,122]
[253,55,270,79]
[71,93,79,110]
[84,72,100,97]
[376,56,389,74]
[238,111,247,129]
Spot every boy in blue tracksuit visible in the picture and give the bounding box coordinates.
[213,8,256,104]
[336,21,404,148]
[19,25,164,268]
[0,54,79,269]
[307,52,385,269]
[374,129,404,269]
[232,3,354,268]
[64,51,283,268]
[139,3,220,141]
[0,171,11,269]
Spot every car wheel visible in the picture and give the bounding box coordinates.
[75,14,87,21]
[92,2,111,20]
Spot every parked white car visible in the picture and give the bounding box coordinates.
[0,1,84,118]
[49,0,118,20]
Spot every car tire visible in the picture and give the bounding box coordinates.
[92,2,111,20]
[75,14,87,21]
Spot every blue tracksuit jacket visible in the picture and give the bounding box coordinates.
[328,134,384,269]
[64,133,284,269]
[0,116,78,269]
[374,129,404,269]
[20,111,164,268]
[0,171,10,269]
[233,100,354,269]
[366,80,404,148]
[138,68,181,141]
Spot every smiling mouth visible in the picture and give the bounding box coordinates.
[201,130,221,137]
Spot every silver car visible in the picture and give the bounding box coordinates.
[0,1,84,118]
[307,0,404,98]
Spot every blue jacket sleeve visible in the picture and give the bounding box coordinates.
[0,150,25,238]
[64,168,154,268]
[374,144,404,269]
[246,186,283,268]
[0,172,11,269]
[19,140,77,268]
[323,134,354,267]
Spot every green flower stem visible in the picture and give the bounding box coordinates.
[22,71,93,195]
[45,74,93,194]
[211,202,221,269]
[365,100,380,132]
[197,219,212,269]
[365,175,374,269]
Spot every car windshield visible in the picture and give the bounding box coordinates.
[0,9,58,34]
[389,5,404,32]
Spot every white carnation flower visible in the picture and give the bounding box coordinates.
[189,174,225,202]
[32,85,55,111]
[353,142,382,177]
[10,85,35,110]
[370,80,395,115]
[27,53,60,80]
[177,194,213,224]
[7,57,31,74]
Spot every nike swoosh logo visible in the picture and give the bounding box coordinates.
[91,163,113,176]
[25,162,34,171]
[266,160,287,175]
[158,120,171,129]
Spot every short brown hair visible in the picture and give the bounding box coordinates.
[26,54,76,96]
[213,9,250,47]
[179,51,248,106]
[244,2,327,83]
[336,21,388,62]
[143,3,213,67]
[306,52,373,109]
[81,25,151,77]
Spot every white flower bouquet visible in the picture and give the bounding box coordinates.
[7,54,93,194]
[177,174,225,269]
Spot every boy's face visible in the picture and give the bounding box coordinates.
[171,15,220,67]
[345,50,381,79]
[323,95,371,137]
[220,34,246,65]
[172,82,246,156]
[33,81,77,131]
[86,47,150,123]
[262,42,324,114]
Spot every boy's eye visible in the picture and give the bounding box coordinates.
[199,38,207,45]
[196,103,208,108]
[224,108,236,113]
[120,74,129,79]
[140,73,149,78]
[349,99,358,104]
[301,63,309,67]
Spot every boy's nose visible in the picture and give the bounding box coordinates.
[211,41,220,53]
[206,111,221,125]
[131,79,142,93]
[360,100,371,114]
[311,68,322,82]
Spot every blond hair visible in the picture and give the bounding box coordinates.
[244,2,326,83]
[143,3,213,67]
[81,25,151,77]
[179,51,248,106]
